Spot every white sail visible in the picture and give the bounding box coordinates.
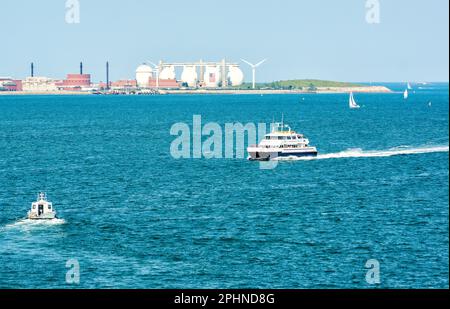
[407,82,412,90]
[349,92,360,109]
[404,89,409,99]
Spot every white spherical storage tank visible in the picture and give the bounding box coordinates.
[227,65,244,86]
[203,66,222,88]
[181,66,198,87]
[135,64,153,88]
[159,65,176,80]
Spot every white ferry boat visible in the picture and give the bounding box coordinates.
[247,122,318,161]
[27,192,57,220]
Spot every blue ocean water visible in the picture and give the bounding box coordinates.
[0,83,448,288]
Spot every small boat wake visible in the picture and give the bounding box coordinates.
[278,145,449,161]
[2,218,66,231]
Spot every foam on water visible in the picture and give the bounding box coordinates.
[3,218,66,231]
[278,145,449,161]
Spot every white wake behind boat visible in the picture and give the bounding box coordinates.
[27,192,57,220]
[247,121,318,161]
[349,92,360,109]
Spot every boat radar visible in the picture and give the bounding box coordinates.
[27,192,57,220]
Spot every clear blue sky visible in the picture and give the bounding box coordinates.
[1,0,448,82]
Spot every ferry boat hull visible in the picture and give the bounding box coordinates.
[247,147,318,161]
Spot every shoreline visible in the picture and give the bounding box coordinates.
[165,86,392,95]
[0,91,92,96]
[0,86,392,96]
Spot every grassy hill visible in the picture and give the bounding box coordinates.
[233,79,362,90]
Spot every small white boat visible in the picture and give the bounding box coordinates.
[349,92,360,109]
[27,192,57,220]
[403,89,409,100]
[407,82,412,90]
[247,121,318,161]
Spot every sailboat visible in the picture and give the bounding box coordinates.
[407,82,412,90]
[349,92,360,109]
[403,89,409,99]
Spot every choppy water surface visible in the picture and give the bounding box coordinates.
[0,83,448,288]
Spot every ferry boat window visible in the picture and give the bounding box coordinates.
[32,205,36,209]
[48,205,52,209]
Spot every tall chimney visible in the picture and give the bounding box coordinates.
[106,61,110,90]
[31,62,34,77]
[80,62,83,75]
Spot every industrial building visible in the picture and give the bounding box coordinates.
[1,59,246,93]
[111,80,137,90]
[0,77,22,91]
[22,76,59,92]
[135,60,244,89]
[58,73,91,91]
[18,62,57,92]
[56,62,92,91]
[15,62,91,92]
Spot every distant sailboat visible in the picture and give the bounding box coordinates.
[403,89,409,100]
[407,82,412,90]
[349,92,360,109]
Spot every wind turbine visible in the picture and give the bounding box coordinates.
[146,60,160,88]
[241,59,267,89]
